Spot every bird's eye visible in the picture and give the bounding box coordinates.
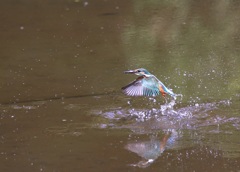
[137,70,141,72]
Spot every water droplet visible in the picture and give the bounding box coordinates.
[83,1,88,7]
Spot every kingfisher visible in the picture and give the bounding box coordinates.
[122,68,176,99]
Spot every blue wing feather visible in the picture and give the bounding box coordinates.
[122,76,160,97]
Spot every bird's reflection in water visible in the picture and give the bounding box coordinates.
[125,130,177,168]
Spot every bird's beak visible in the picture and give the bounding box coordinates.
[124,70,136,74]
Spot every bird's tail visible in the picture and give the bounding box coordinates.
[158,80,182,100]
[163,86,182,100]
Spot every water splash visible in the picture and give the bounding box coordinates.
[90,98,239,132]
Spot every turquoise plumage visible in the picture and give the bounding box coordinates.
[122,68,176,98]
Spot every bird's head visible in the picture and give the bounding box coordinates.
[124,68,152,77]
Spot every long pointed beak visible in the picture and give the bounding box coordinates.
[124,70,136,74]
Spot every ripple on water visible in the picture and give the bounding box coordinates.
[64,104,88,111]
[90,99,240,132]
[0,101,45,111]
[45,123,88,136]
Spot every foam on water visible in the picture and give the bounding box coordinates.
[90,98,238,132]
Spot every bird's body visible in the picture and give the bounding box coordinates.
[122,68,176,99]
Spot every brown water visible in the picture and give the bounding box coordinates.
[0,0,240,171]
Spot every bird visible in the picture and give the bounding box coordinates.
[122,68,176,99]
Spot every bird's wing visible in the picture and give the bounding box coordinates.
[122,76,160,97]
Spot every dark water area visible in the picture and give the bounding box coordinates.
[0,0,240,171]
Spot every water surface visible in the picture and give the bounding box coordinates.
[0,0,240,171]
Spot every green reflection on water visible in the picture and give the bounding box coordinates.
[122,0,240,102]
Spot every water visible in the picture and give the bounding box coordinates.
[0,0,240,171]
